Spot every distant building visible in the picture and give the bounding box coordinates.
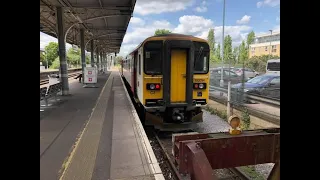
[249,31,280,58]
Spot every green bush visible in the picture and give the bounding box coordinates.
[50,57,60,69]
[245,55,279,72]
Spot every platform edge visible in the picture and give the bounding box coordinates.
[118,71,165,180]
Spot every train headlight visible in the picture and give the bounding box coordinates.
[193,83,206,89]
[147,83,161,90]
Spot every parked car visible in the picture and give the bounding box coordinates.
[231,74,280,99]
[210,68,243,88]
[233,68,259,80]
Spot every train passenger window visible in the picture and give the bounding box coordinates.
[194,42,210,74]
[138,54,141,75]
[144,41,163,75]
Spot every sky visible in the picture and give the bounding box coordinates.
[40,0,280,56]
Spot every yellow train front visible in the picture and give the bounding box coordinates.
[121,33,210,131]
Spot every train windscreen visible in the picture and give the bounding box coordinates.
[144,41,163,75]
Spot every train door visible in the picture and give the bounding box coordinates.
[170,49,187,103]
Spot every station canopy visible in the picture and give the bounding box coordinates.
[40,0,136,53]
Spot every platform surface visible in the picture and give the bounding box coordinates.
[40,70,164,180]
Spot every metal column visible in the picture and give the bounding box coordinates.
[90,40,94,67]
[100,51,103,72]
[56,7,69,95]
[96,47,100,71]
[80,28,85,83]
[103,53,106,71]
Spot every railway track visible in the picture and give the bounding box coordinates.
[148,129,251,180]
[121,76,268,180]
[40,71,81,86]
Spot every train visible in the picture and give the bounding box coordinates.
[121,33,210,131]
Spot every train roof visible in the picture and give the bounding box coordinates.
[128,33,208,55]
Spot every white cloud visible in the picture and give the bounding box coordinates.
[173,15,251,47]
[257,0,280,8]
[40,32,57,49]
[40,32,72,51]
[134,0,193,15]
[119,20,173,56]
[119,15,254,56]
[197,25,252,47]
[276,16,280,22]
[195,6,207,12]
[130,17,145,26]
[194,1,208,12]
[273,25,280,32]
[173,15,213,34]
[236,15,251,24]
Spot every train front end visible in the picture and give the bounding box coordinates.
[141,35,210,131]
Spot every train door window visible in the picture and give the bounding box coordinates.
[194,42,210,74]
[138,54,141,75]
[144,41,163,75]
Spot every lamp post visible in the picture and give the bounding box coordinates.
[268,29,273,60]
[220,0,226,89]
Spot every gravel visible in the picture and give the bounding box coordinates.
[146,129,178,180]
[193,110,230,133]
[145,110,273,180]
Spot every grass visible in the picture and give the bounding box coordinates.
[204,106,228,121]
[239,166,265,180]
[204,104,251,130]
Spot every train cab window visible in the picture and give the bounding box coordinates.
[194,42,210,74]
[144,41,163,75]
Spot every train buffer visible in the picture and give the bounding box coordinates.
[172,127,280,180]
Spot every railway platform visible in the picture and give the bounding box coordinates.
[40,70,164,180]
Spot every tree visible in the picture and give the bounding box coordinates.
[44,42,59,67]
[239,40,248,63]
[207,29,216,62]
[86,54,90,64]
[223,35,233,64]
[246,31,255,48]
[154,29,171,36]
[50,57,60,69]
[115,56,123,65]
[245,54,280,72]
[40,52,47,67]
[67,46,81,67]
[215,43,221,62]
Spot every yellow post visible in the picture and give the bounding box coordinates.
[228,115,242,135]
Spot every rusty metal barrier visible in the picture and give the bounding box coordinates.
[172,128,280,180]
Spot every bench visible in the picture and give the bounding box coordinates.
[40,87,47,101]
[40,83,62,109]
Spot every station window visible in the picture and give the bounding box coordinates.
[194,42,210,74]
[272,45,277,52]
[144,41,163,75]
